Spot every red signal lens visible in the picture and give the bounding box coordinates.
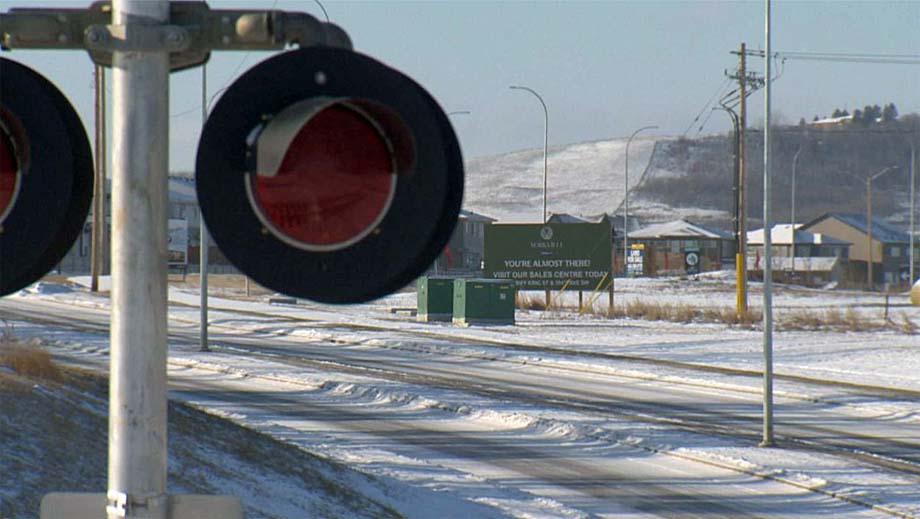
[0,128,18,221]
[250,104,396,250]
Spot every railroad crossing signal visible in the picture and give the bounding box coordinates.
[2,3,464,517]
[0,57,93,297]
[196,47,464,303]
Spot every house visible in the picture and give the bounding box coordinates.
[746,224,850,287]
[628,219,735,276]
[801,212,914,289]
[433,209,496,273]
[56,174,229,275]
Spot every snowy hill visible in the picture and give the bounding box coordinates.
[463,137,658,223]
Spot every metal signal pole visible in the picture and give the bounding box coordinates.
[108,0,170,516]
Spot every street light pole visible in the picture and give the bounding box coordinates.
[790,145,804,273]
[761,0,774,448]
[714,106,746,316]
[624,125,657,275]
[509,85,548,223]
[434,110,472,276]
[867,165,899,291]
[907,139,917,286]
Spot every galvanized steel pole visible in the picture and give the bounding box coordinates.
[761,0,775,448]
[108,0,170,517]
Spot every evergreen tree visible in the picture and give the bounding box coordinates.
[882,103,898,122]
[852,108,864,125]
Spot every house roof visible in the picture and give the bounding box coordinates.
[459,209,496,223]
[169,175,197,203]
[547,212,591,224]
[802,212,909,244]
[629,219,732,240]
[747,224,850,246]
[746,255,841,272]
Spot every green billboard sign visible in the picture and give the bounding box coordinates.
[484,223,612,290]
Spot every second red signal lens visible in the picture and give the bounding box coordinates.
[250,103,396,250]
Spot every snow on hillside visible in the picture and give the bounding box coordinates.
[463,137,658,223]
[628,137,734,225]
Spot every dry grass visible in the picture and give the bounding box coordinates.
[780,309,824,331]
[616,300,761,327]
[778,307,891,333]
[899,313,917,335]
[1,322,62,381]
[1,338,63,382]
[516,293,548,311]
[518,291,912,334]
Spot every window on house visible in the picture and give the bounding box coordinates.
[890,246,901,257]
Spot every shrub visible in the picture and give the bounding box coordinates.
[0,335,62,382]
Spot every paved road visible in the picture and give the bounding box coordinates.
[0,296,902,518]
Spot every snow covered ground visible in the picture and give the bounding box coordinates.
[3,275,919,517]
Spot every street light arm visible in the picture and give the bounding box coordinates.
[870,165,899,181]
[509,85,548,119]
[628,125,659,142]
[510,85,549,223]
[623,124,658,276]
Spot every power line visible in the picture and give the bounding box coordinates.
[683,77,733,137]
[743,49,920,65]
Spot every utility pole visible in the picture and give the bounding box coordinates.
[90,65,105,292]
[727,42,766,316]
[729,44,749,315]
[738,43,748,316]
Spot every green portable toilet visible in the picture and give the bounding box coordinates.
[417,277,455,322]
[452,278,515,326]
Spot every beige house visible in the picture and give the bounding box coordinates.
[801,212,913,288]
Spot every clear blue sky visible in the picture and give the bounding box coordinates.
[2,1,918,171]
